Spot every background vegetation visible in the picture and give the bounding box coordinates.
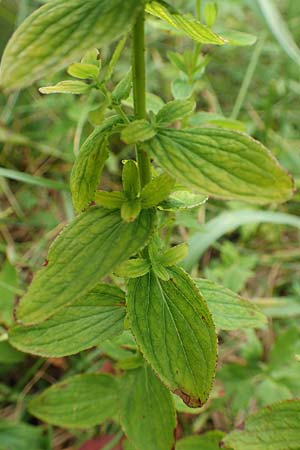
[0,0,299,449]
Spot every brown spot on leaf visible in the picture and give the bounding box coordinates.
[42,259,49,267]
[173,389,203,408]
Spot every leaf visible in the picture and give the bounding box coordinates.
[122,160,140,199]
[70,118,120,212]
[176,431,225,450]
[81,48,101,66]
[222,400,300,450]
[172,79,194,100]
[0,260,18,327]
[159,190,207,211]
[0,342,25,365]
[29,374,117,429]
[17,207,156,325]
[95,191,125,209]
[119,365,176,450]
[121,120,156,145]
[144,127,294,204]
[160,243,188,267]
[0,419,45,450]
[112,70,132,105]
[127,266,217,407]
[121,199,142,223]
[256,0,300,66]
[156,99,195,126]
[114,259,151,279]
[219,30,257,47]
[0,0,146,90]
[182,209,300,271]
[9,284,125,357]
[141,173,175,208]
[145,1,226,45]
[195,279,267,330]
[67,63,100,80]
[39,80,91,95]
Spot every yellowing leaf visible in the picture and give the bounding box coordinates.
[195,279,267,330]
[9,284,125,357]
[144,127,294,204]
[127,266,217,407]
[146,1,226,45]
[17,207,156,325]
[29,374,117,428]
[0,0,146,90]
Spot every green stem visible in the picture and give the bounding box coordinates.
[132,9,151,188]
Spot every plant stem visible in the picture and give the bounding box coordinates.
[132,9,151,188]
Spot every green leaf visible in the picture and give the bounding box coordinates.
[17,207,156,325]
[159,190,208,211]
[67,63,100,80]
[121,120,156,145]
[122,160,140,199]
[172,79,194,100]
[29,374,117,429]
[121,199,142,223]
[144,127,294,204]
[0,342,25,365]
[39,80,91,95]
[220,30,257,47]
[0,260,18,327]
[0,420,45,450]
[160,243,188,267]
[95,190,125,209]
[141,173,175,208]
[127,266,217,407]
[176,431,225,450]
[204,3,218,28]
[156,99,195,126]
[112,70,132,104]
[195,279,267,330]
[114,258,151,279]
[120,365,176,450]
[81,48,101,66]
[145,1,226,45]
[70,118,120,212]
[0,0,146,90]
[222,400,300,450]
[9,284,125,357]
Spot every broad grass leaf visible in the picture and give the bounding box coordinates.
[222,400,300,449]
[119,365,176,450]
[195,278,267,330]
[0,0,146,90]
[9,284,126,357]
[144,127,294,204]
[17,207,156,325]
[29,374,117,428]
[127,266,217,407]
